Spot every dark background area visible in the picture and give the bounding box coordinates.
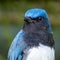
[0,0,60,60]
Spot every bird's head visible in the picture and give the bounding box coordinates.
[23,8,52,33]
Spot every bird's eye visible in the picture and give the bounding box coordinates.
[38,17,44,21]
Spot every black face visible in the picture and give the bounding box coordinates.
[23,17,54,47]
[23,16,49,33]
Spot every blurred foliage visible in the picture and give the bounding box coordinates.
[0,0,60,60]
[0,0,60,2]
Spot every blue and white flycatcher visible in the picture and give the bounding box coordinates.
[8,8,55,60]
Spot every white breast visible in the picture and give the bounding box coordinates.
[26,44,55,60]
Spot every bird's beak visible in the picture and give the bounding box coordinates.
[24,17,34,23]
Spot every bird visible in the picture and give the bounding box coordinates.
[8,8,55,60]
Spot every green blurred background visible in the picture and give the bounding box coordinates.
[0,0,60,60]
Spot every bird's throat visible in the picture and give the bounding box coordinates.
[24,30,54,47]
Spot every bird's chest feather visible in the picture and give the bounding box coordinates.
[22,44,55,60]
[24,31,54,47]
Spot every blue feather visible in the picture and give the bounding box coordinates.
[8,30,26,60]
[25,8,47,19]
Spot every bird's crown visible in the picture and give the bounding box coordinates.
[25,8,48,19]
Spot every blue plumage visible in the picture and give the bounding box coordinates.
[25,8,47,19]
[8,8,54,60]
[8,30,26,60]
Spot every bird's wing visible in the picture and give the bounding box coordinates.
[8,30,26,60]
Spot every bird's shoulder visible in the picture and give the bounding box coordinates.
[10,29,24,47]
[8,30,25,54]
